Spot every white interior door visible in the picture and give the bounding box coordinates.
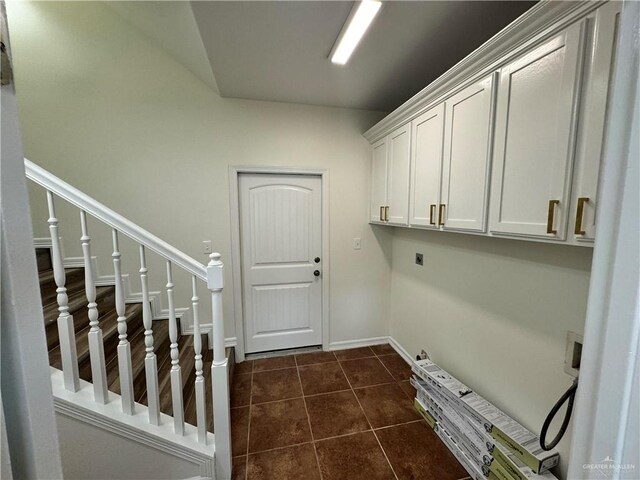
[239,173,323,353]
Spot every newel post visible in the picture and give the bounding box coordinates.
[207,253,231,480]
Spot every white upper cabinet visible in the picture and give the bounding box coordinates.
[441,75,495,232]
[387,124,411,225]
[366,3,618,247]
[370,137,388,223]
[410,104,445,228]
[489,22,586,240]
[570,1,621,242]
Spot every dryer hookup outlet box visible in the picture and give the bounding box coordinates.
[564,331,583,378]
[415,253,424,265]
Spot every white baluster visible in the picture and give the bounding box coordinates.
[192,276,206,444]
[140,245,160,425]
[80,211,108,403]
[208,253,230,479]
[47,191,80,392]
[166,261,184,435]
[112,230,135,415]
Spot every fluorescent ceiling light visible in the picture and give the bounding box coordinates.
[330,0,382,65]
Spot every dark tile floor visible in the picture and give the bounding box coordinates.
[231,344,470,480]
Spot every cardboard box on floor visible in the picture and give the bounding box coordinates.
[414,380,557,480]
[411,359,560,475]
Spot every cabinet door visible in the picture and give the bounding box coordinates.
[489,22,586,239]
[387,124,411,225]
[410,104,445,228]
[570,2,621,242]
[370,137,388,223]
[441,75,495,232]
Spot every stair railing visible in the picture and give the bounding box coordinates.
[25,158,231,479]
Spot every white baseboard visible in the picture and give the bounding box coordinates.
[181,323,213,336]
[388,336,414,365]
[34,237,54,249]
[326,336,414,367]
[327,336,389,351]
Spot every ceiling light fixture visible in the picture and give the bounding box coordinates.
[330,0,382,65]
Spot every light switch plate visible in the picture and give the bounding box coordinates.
[202,240,213,254]
[353,237,361,250]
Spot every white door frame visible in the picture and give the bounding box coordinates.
[567,0,639,476]
[229,166,330,362]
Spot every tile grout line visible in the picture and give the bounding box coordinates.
[375,349,470,478]
[239,362,423,450]
[239,440,316,458]
[251,352,337,373]
[311,418,424,445]
[335,354,400,480]
[376,352,403,382]
[295,355,324,480]
[237,348,423,478]
[372,353,471,479]
[241,415,423,456]
[372,418,424,432]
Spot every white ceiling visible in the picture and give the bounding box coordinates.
[108,1,536,113]
[191,1,536,112]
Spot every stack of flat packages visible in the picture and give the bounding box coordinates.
[411,359,559,480]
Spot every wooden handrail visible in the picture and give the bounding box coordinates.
[24,158,207,281]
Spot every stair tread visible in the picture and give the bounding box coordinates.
[39,267,85,306]
[48,305,121,370]
[42,285,114,326]
[36,248,52,273]
[140,335,198,417]
[103,317,146,391]
[109,319,170,399]
[184,348,214,432]
[77,303,145,382]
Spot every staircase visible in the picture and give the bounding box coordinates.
[25,158,232,479]
[36,248,224,426]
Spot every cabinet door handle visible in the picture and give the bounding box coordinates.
[379,206,384,222]
[384,206,390,222]
[429,204,436,225]
[438,204,446,226]
[547,200,560,234]
[574,197,589,235]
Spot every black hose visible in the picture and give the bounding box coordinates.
[540,377,579,451]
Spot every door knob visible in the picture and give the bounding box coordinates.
[314,257,321,263]
[313,270,320,277]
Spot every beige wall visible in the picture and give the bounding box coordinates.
[389,228,593,477]
[7,1,392,347]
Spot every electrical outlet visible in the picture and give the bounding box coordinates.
[353,237,361,250]
[415,253,424,266]
[416,349,429,360]
[202,240,213,254]
[564,331,583,378]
